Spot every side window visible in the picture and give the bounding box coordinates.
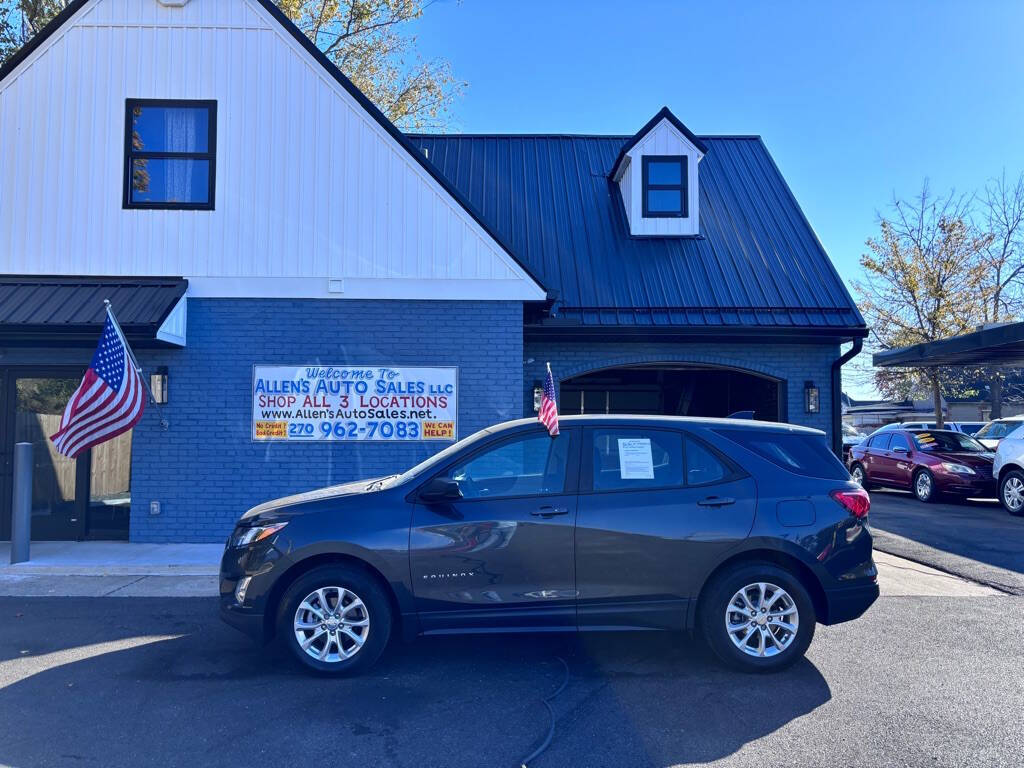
[447,433,569,499]
[684,436,729,485]
[889,433,910,452]
[867,434,891,450]
[590,429,683,491]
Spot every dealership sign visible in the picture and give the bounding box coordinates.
[252,366,457,442]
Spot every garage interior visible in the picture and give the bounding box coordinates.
[559,365,782,421]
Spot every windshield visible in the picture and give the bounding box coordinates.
[974,420,1023,440]
[911,431,988,453]
[842,424,862,437]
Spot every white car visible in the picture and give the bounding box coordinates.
[991,418,1024,515]
[974,415,1024,450]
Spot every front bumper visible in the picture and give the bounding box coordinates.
[822,580,879,625]
[218,542,281,643]
[936,475,996,497]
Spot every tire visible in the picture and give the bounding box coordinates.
[699,562,816,673]
[913,469,938,503]
[849,463,870,490]
[277,564,393,676]
[999,469,1024,516]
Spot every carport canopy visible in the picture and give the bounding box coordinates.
[873,321,1024,368]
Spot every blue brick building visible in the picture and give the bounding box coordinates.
[0,0,865,543]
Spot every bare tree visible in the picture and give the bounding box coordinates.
[975,171,1024,417]
[854,182,993,427]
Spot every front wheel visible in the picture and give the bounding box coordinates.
[277,565,393,676]
[699,563,816,673]
[913,469,937,503]
[999,469,1024,516]
[849,463,870,489]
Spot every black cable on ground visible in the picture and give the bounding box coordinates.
[519,656,571,768]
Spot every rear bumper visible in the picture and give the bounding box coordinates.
[822,581,879,625]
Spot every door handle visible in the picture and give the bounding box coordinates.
[531,506,569,518]
[697,496,735,507]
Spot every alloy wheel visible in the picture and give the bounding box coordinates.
[725,582,799,658]
[915,472,932,501]
[851,466,865,486]
[1003,476,1024,512]
[293,586,370,663]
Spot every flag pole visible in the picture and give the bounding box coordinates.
[104,299,169,429]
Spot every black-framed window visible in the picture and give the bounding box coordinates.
[642,155,687,218]
[123,99,216,210]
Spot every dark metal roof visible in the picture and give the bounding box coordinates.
[0,277,187,346]
[408,133,866,338]
[874,322,1024,368]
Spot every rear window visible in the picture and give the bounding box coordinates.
[718,429,849,480]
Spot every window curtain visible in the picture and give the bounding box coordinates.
[163,108,199,202]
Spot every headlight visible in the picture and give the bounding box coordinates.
[940,462,975,475]
[230,522,288,548]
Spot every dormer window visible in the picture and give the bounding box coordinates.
[642,156,687,218]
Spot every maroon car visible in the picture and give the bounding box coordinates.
[847,429,995,503]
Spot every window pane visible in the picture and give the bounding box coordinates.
[130,158,210,204]
[889,433,910,452]
[684,436,728,485]
[449,433,569,499]
[89,429,132,539]
[591,429,683,491]
[647,189,682,214]
[647,160,682,185]
[130,105,209,152]
[718,429,848,480]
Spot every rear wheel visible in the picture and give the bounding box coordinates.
[277,564,392,676]
[699,562,816,673]
[999,469,1024,516]
[913,469,937,503]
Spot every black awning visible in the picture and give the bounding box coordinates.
[873,322,1024,368]
[0,276,187,347]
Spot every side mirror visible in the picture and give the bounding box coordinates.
[418,476,463,503]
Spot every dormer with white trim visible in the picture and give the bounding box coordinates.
[610,107,707,237]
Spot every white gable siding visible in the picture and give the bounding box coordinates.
[617,118,702,237]
[0,0,544,301]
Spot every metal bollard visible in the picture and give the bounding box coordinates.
[10,442,32,564]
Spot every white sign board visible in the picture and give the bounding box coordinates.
[617,438,654,479]
[252,366,457,442]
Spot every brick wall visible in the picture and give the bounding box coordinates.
[130,299,522,543]
[523,339,839,435]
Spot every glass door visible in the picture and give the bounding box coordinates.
[11,374,88,540]
[1,367,132,541]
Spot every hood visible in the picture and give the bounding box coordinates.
[922,451,994,468]
[978,438,1000,450]
[240,476,391,521]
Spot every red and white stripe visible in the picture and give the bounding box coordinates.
[50,354,145,459]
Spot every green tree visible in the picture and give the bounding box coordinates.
[1,0,462,130]
[854,182,993,427]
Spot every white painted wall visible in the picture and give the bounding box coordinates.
[615,118,702,237]
[0,0,544,301]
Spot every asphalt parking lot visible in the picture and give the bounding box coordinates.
[868,489,1024,593]
[2,590,1023,767]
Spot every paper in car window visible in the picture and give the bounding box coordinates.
[618,438,655,479]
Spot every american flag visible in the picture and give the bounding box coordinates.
[50,311,146,458]
[539,365,559,436]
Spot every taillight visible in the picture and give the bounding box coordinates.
[831,488,870,519]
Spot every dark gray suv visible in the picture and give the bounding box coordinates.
[220,416,878,675]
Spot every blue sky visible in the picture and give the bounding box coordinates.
[409,0,1024,397]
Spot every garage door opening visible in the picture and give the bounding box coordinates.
[559,365,782,421]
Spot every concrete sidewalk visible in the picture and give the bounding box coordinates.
[0,541,221,597]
